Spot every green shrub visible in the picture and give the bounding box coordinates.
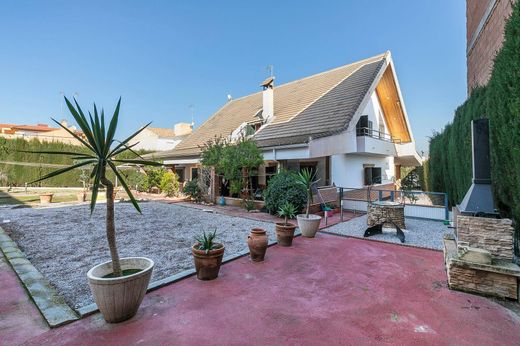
[123,170,149,192]
[183,179,202,201]
[146,168,166,190]
[160,171,180,197]
[263,170,306,214]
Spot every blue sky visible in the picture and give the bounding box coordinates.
[0,1,466,153]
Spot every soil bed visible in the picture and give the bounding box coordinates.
[1,201,275,310]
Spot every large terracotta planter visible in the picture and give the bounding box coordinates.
[192,244,225,280]
[77,192,86,202]
[247,228,268,262]
[297,214,322,238]
[39,193,53,204]
[87,257,154,323]
[275,223,296,247]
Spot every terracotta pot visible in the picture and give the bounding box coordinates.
[87,257,154,323]
[77,192,86,202]
[275,223,296,247]
[191,243,225,280]
[297,214,322,238]
[247,228,268,262]
[39,193,53,204]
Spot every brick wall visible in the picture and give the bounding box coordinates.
[466,0,515,93]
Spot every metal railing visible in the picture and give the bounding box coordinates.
[338,186,449,221]
[356,127,402,144]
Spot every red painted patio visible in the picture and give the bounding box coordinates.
[20,234,520,346]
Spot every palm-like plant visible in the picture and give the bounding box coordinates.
[27,97,161,277]
[296,168,320,218]
[277,202,297,225]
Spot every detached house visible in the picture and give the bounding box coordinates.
[153,51,421,190]
[130,123,193,152]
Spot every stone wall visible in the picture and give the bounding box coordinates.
[457,215,513,261]
[447,261,518,299]
[367,204,405,229]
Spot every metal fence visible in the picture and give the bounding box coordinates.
[336,186,449,221]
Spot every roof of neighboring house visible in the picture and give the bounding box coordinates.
[146,127,177,138]
[152,52,388,159]
[0,123,57,132]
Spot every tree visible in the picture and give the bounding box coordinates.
[200,137,263,200]
[27,97,161,277]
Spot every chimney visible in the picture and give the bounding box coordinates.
[260,76,275,122]
[458,118,496,215]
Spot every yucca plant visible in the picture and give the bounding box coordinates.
[296,168,320,218]
[194,229,220,254]
[26,97,161,277]
[277,202,297,225]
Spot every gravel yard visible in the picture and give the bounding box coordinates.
[324,215,452,250]
[1,202,275,310]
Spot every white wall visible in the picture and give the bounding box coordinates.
[331,153,394,188]
[156,137,183,151]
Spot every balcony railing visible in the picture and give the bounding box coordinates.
[356,127,401,144]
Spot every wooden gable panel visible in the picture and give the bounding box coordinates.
[375,66,411,143]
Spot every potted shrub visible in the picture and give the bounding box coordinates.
[296,168,322,237]
[28,97,162,323]
[39,193,53,204]
[192,230,225,280]
[276,202,297,246]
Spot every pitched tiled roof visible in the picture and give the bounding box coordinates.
[0,123,57,132]
[152,53,387,159]
[147,127,176,138]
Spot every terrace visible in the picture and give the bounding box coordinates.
[1,197,519,345]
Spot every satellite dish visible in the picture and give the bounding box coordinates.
[227,94,232,101]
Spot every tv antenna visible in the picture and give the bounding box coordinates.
[188,104,195,127]
[266,64,274,77]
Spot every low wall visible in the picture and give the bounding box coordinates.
[223,197,265,210]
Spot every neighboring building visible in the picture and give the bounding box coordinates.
[130,123,193,152]
[466,0,515,93]
[0,121,85,145]
[152,51,421,190]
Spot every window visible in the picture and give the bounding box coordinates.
[191,168,199,180]
[364,167,382,185]
[356,115,373,137]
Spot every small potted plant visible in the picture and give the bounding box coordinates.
[296,168,322,237]
[276,202,297,246]
[192,230,225,280]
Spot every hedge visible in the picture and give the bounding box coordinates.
[427,1,520,226]
[0,137,151,187]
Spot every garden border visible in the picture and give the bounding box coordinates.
[0,226,79,328]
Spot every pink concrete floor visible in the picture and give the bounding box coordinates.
[18,234,520,346]
[0,253,49,346]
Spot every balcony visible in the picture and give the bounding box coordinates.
[356,127,397,156]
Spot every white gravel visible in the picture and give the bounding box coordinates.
[1,201,275,310]
[325,215,452,250]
